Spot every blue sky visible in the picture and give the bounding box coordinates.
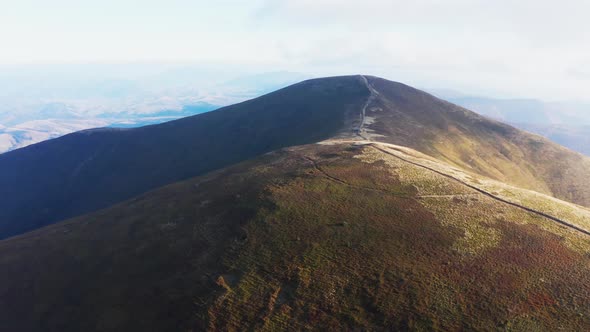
[1,0,589,101]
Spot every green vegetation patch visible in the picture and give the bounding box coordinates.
[208,144,590,331]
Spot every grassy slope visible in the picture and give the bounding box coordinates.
[0,76,367,239]
[3,74,590,241]
[365,76,590,208]
[1,142,589,331]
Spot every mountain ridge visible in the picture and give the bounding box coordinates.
[1,75,590,239]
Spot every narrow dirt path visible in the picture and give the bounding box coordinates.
[417,194,480,198]
[369,144,590,237]
[301,156,412,198]
[356,76,376,140]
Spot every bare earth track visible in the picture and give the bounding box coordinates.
[355,75,377,140]
[302,155,412,198]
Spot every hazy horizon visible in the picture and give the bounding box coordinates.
[2,1,590,154]
[2,0,590,102]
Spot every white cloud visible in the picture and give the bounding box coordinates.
[249,0,590,100]
[0,0,589,100]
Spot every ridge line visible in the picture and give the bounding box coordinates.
[356,75,375,140]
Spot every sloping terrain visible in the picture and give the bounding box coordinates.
[0,77,367,239]
[2,75,590,240]
[360,76,590,206]
[512,122,590,156]
[1,142,589,331]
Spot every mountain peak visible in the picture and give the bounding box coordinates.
[0,75,590,239]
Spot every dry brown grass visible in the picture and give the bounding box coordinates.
[1,142,590,331]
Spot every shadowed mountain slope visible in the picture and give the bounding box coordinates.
[1,75,590,239]
[0,77,367,239]
[1,142,589,331]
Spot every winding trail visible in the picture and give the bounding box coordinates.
[416,194,480,198]
[356,76,376,140]
[301,156,412,198]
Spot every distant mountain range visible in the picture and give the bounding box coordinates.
[0,70,311,153]
[2,70,588,157]
[511,123,590,156]
[0,118,109,152]
[430,92,590,155]
[0,104,220,153]
[1,75,590,330]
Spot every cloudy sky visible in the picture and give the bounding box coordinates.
[2,0,589,101]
